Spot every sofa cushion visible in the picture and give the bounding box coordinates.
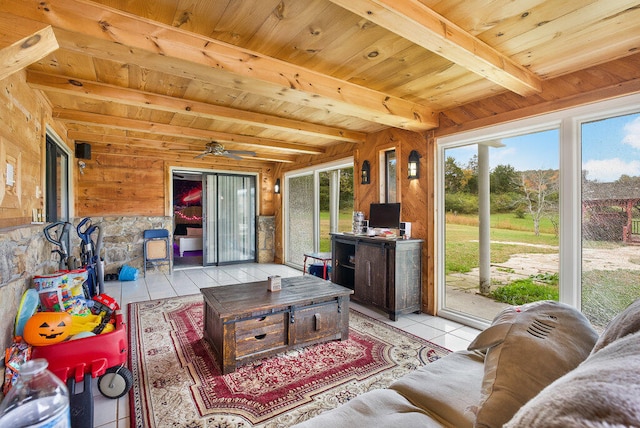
[505,330,640,427]
[591,297,640,354]
[390,350,484,428]
[186,226,203,236]
[467,300,598,428]
[292,388,448,428]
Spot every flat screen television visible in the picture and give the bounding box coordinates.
[368,203,401,229]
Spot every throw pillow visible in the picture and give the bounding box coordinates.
[505,330,640,427]
[591,297,640,354]
[467,300,598,428]
[186,227,203,236]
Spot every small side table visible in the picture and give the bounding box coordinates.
[303,251,332,280]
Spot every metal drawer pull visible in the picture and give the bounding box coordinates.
[254,334,267,340]
[314,314,321,331]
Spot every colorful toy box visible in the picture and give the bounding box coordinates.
[33,269,89,314]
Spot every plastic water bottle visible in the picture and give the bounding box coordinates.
[0,358,70,427]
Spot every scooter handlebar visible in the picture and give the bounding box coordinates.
[77,217,97,242]
[43,221,70,246]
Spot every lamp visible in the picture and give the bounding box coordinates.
[361,160,370,184]
[408,150,421,179]
[274,178,281,194]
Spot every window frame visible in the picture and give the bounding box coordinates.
[436,92,640,328]
[44,129,72,223]
[382,149,397,203]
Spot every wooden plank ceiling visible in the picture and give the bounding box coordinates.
[2,0,640,167]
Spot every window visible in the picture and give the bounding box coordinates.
[384,150,397,203]
[45,134,70,222]
[437,93,640,330]
[440,130,560,325]
[581,112,640,326]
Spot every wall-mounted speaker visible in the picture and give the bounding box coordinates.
[75,142,91,160]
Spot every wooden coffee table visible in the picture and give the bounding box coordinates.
[201,275,353,374]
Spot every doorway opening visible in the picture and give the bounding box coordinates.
[172,170,257,270]
[173,172,204,269]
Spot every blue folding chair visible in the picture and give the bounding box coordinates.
[143,229,170,276]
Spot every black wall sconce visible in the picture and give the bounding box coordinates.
[361,160,370,184]
[408,150,421,179]
[274,178,281,194]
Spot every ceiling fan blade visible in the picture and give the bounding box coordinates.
[226,150,257,156]
[223,152,243,160]
[194,152,208,159]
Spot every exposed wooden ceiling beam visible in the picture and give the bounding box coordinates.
[67,130,298,163]
[328,0,542,96]
[2,0,438,131]
[54,109,326,155]
[0,13,58,81]
[88,143,278,168]
[27,70,366,144]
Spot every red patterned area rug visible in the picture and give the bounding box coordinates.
[128,294,450,428]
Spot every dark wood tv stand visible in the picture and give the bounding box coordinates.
[331,233,422,320]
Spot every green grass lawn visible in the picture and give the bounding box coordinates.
[319,210,353,252]
[445,221,558,274]
[446,212,640,328]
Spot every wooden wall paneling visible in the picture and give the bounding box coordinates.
[259,165,276,216]
[0,71,49,228]
[272,162,284,264]
[353,128,432,313]
[356,136,379,214]
[357,129,401,217]
[395,130,430,313]
[75,153,165,217]
[424,132,436,315]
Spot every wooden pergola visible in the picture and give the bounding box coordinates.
[582,182,640,242]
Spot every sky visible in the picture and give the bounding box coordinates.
[447,112,640,183]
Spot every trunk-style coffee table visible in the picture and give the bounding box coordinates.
[201,275,353,374]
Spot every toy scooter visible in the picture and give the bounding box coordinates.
[76,217,104,298]
[43,221,77,271]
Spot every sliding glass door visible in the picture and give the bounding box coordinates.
[284,161,354,270]
[204,173,256,265]
[285,173,315,268]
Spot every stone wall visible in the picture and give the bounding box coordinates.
[74,216,173,275]
[0,224,59,377]
[257,216,275,263]
[0,215,172,393]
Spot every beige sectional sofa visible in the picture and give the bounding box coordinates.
[295,299,640,428]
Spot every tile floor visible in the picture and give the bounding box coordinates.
[92,263,481,428]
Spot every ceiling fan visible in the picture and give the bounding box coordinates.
[195,142,256,160]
